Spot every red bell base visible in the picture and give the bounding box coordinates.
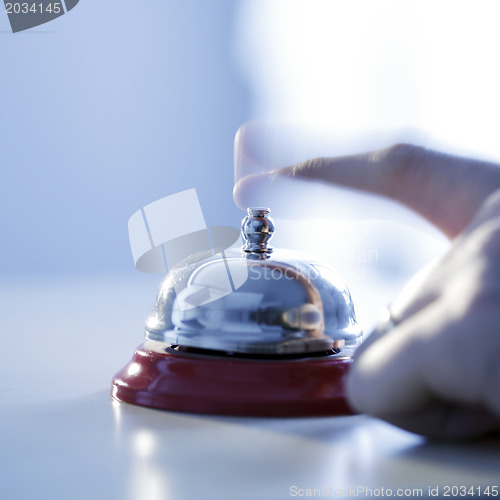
[111,342,356,417]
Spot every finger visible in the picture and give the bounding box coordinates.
[349,316,500,439]
[235,144,500,237]
[349,283,500,435]
[461,188,500,238]
[357,257,444,358]
[346,305,440,416]
[233,166,429,224]
[233,121,425,184]
[375,194,500,338]
[233,123,434,223]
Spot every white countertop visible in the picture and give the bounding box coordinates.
[1,273,499,500]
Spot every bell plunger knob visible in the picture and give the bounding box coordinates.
[241,207,275,254]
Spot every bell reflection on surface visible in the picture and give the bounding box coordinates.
[112,208,363,416]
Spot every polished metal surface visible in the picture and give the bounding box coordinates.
[144,208,363,355]
[241,207,275,256]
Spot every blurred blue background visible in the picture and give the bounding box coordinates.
[0,0,248,277]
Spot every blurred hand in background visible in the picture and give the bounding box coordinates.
[234,126,500,439]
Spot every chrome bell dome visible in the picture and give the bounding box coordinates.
[144,208,363,356]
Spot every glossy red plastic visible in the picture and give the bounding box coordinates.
[111,343,356,417]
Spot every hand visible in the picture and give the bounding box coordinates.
[234,130,500,439]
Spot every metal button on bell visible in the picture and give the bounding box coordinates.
[111,208,363,416]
